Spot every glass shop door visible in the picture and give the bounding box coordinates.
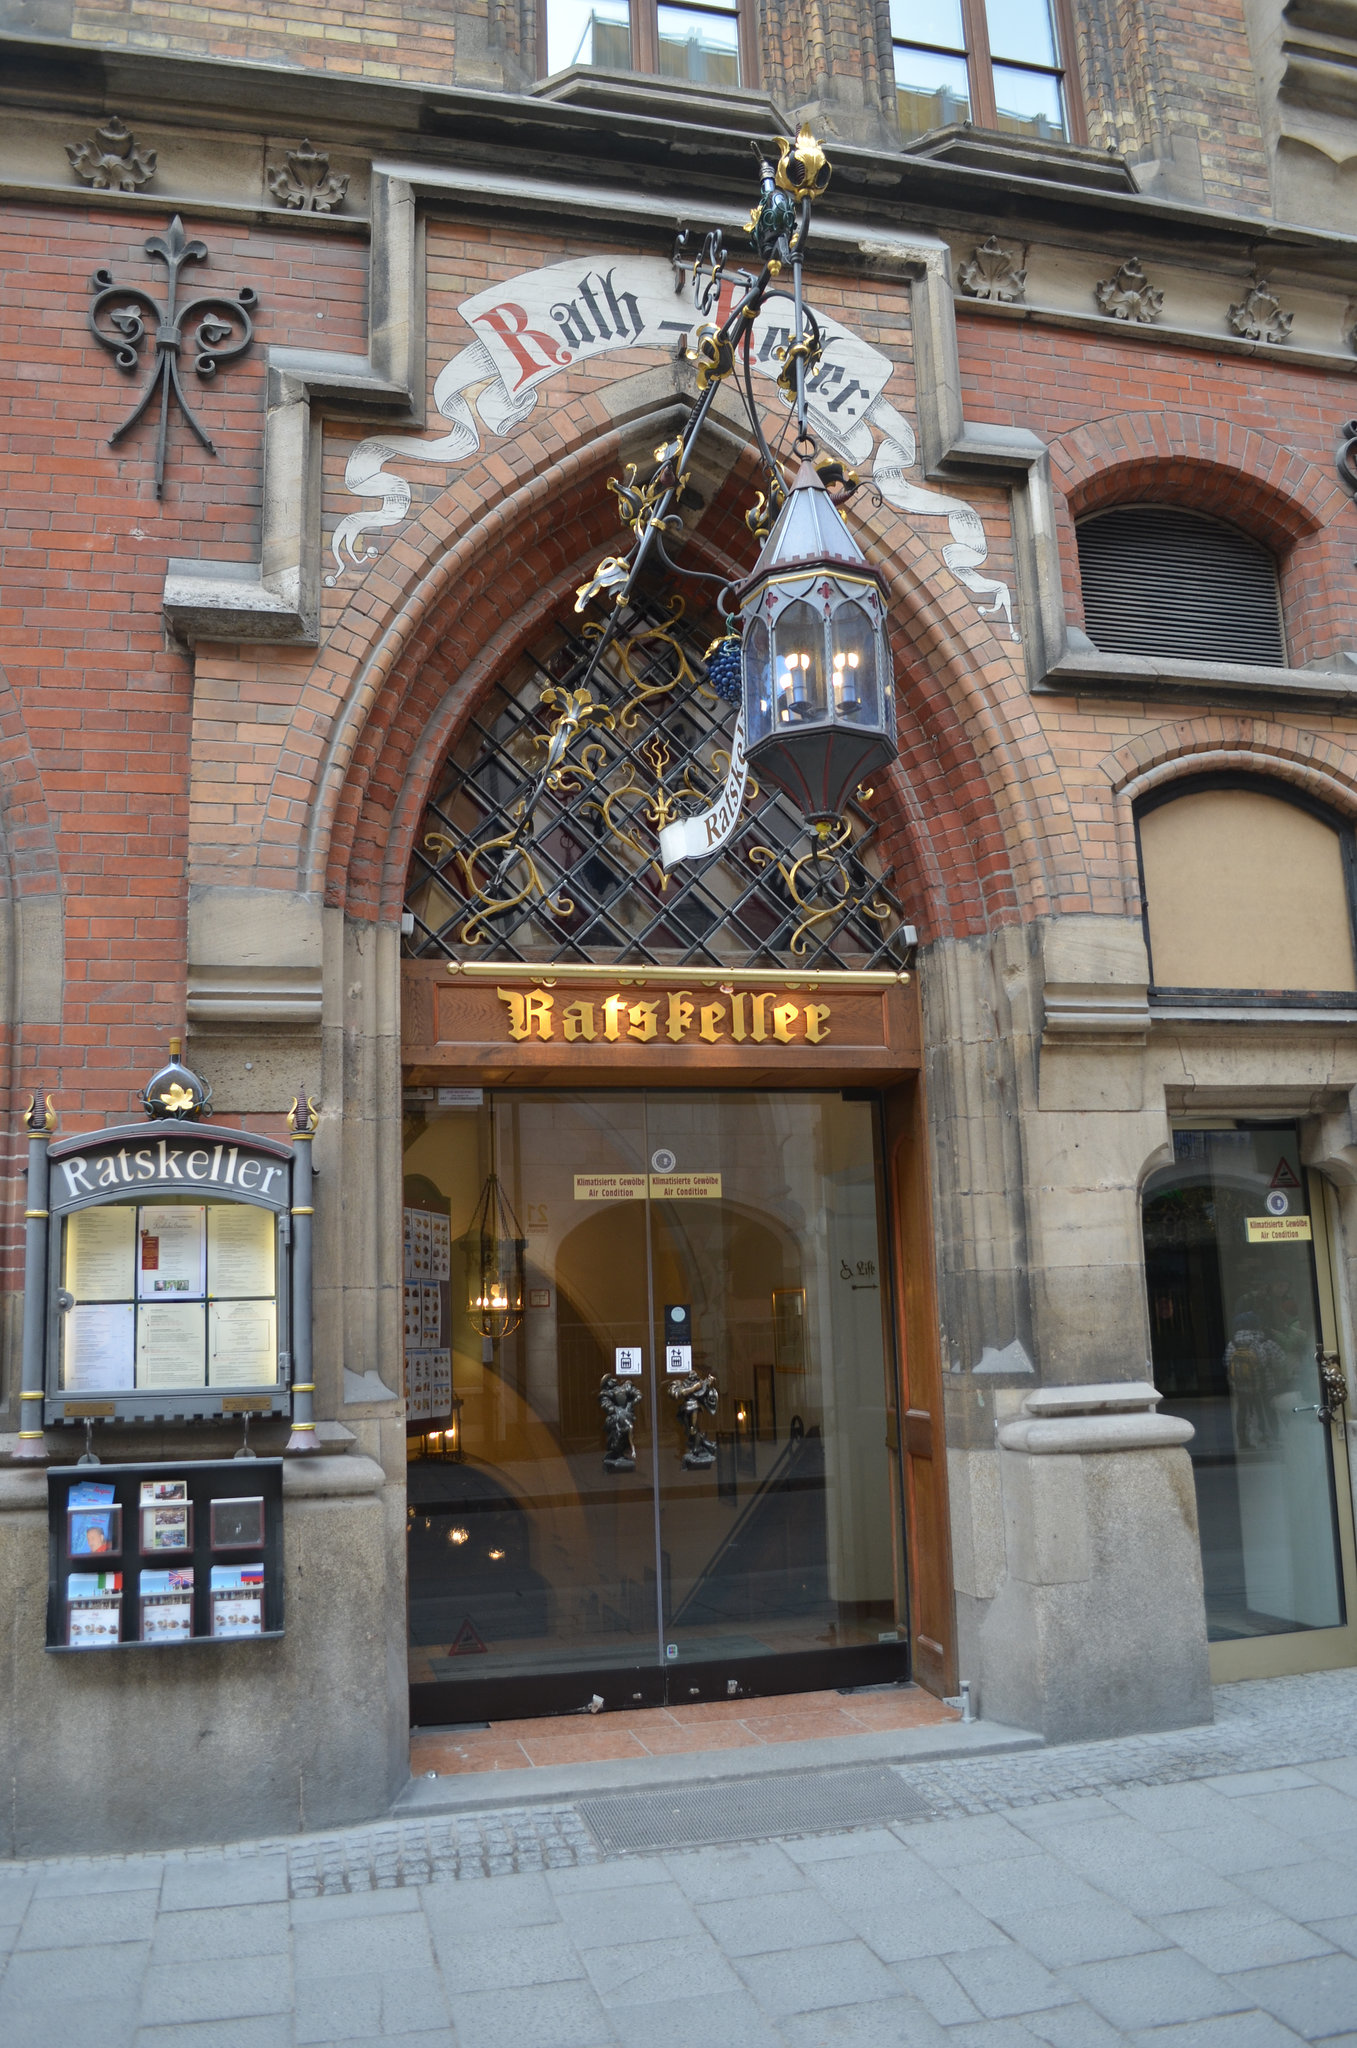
[403,1089,909,1724]
[1143,1124,1357,1680]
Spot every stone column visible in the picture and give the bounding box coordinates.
[977,1383,1212,1740]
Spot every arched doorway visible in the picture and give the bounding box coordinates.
[398,586,928,1724]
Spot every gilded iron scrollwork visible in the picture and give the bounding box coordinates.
[405,594,910,970]
[749,812,893,957]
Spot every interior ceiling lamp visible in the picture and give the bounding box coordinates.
[571,123,900,840]
[466,1106,525,1342]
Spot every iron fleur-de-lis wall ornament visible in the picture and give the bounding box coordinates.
[88,216,259,497]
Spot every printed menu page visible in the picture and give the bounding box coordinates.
[64,1206,135,1302]
[208,1204,275,1299]
[63,1301,135,1391]
[135,1301,207,1388]
[137,1207,206,1301]
[208,1298,278,1386]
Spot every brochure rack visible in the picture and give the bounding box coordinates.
[46,1460,284,1651]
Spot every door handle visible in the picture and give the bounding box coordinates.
[1318,1352,1350,1427]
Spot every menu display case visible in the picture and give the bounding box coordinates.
[46,1461,284,1650]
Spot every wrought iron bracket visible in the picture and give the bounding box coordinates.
[89,216,259,498]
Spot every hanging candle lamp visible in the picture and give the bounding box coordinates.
[737,458,897,824]
[466,1171,526,1341]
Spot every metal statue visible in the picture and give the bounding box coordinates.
[599,1375,644,1471]
[669,1371,719,1469]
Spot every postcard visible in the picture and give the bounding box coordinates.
[139,1478,188,1506]
[69,1505,120,1557]
[142,1504,191,1553]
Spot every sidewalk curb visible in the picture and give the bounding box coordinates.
[391,1717,1044,1816]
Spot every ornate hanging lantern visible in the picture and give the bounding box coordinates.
[465,1169,525,1341]
[736,458,897,826]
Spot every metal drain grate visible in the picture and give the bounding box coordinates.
[578,1766,932,1855]
[286,1807,601,1895]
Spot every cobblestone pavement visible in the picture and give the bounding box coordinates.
[4,1671,1357,2046]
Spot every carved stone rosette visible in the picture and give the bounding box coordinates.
[1093,257,1164,324]
[1228,278,1293,345]
[66,115,156,192]
[956,235,1027,304]
[266,140,349,214]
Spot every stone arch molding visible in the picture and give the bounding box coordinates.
[1099,718,1357,917]
[326,252,1020,639]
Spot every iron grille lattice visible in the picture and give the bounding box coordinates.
[402,592,911,969]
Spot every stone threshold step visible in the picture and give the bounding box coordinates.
[392,1716,1042,1817]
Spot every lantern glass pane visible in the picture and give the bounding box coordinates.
[773,600,828,725]
[829,601,881,726]
[745,616,773,744]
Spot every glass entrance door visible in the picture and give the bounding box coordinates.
[1143,1124,1357,1679]
[403,1090,907,1723]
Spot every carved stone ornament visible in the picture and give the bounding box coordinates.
[1093,257,1163,324]
[956,235,1027,304]
[66,114,156,192]
[1228,277,1293,345]
[266,139,348,214]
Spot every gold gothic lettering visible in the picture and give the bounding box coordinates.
[495,985,832,1048]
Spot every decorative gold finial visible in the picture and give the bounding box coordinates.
[774,127,831,203]
[287,1095,320,1134]
[24,1094,56,1134]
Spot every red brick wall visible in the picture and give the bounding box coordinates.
[0,203,367,1133]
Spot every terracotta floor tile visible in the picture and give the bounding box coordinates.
[739,1710,866,1742]
[665,1696,779,1725]
[517,1731,650,1765]
[841,1695,958,1729]
[418,1745,533,1775]
[633,1722,764,1755]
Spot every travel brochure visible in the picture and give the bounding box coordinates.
[60,1200,279,1396]
[140,1475,192,1552]
[66,1571,122,1648]
[211,1563,265,1638]
[67,1479,120,1557]
[140,1569,194,1642]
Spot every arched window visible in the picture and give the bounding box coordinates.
[1078,506,1286,666]
[1136,777,1357,998]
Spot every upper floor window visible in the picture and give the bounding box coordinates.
[545,0,745,85]
[1136,778,1357,999]
[891,0,1070,143]
[1077,506,1286,668]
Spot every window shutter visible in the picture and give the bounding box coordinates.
[1077,505,1285,666]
